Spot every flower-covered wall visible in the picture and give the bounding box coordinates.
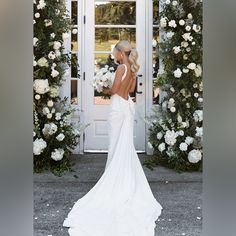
[145,0,203,171]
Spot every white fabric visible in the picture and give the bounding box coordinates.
[63,64,163,235]
[121,63,128,81]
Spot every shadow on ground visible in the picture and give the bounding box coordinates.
[34,153,202,236]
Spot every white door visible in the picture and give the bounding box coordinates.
[84,0,146,152]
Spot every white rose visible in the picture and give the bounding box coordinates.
[156,132,163,140]
[35,94,40,100]
[185,25,191,31]
[196,127,203,137]
[55,50,61,57]
[182,33,191,41]
[172,1,178,6]
[194,92,199,98]
[33,138,47,155]
[173,46,181,54]
[174,68,182,78]
[188,149,202,163]
[42,123,58,136]
[56,133,65,141]
[181,41,189,48]
[33,37,39,47]
[177,114,182,123]
[158,143,166,152]
[50,33,56,39]
[37,0,46,9]
[160,17,167,28]
[178,130,184,136]
[44,19,52,27]
[199,81,203,91]
[166,31,175,39]
[183,68,189,73]
[179,19,185,26]
[72,28,78,34]
[183,54,188,60]
[53,41,62,50]
[194,64,202,77]
[170,107,176,112]
[164,130,178,146]
[198,97,203,103]
[193,24,201,33]
[185,136,194,145]
[165,0,170,4]
[42,107,50,115]
[47,100,54,107]
[187,62,196,70]
[55,112,61,121]
[168,20,177,28]
[152,39,157,48]
[186,103,190,108]
[34,12,40,18]
[51,148,64,161]
[170,87,175,92]
[51,69,59,78]
[187,13,193,19]
[47,113,52,119]
[33,79,50,94]
[37,57,49,67]
[179,142,188,151]
[48,51,56,60]
[193,110,203,122]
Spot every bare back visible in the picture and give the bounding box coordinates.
[116,64,133,100]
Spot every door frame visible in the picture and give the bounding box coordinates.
[64,0,159,154]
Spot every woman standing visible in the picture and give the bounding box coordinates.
[63,40,163,236]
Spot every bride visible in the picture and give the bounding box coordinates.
[63,40,163,236]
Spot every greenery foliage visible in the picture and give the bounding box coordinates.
[33,0,85,176]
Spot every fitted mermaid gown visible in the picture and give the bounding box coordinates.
[63,64,163,236]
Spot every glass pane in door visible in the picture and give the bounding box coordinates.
[94,0,137,105]
[95,1,136,25]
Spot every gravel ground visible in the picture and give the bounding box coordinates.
[34,153,202,236]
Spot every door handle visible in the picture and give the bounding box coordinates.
[136,74,143,94]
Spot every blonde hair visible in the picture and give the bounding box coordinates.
[114,40,140,79]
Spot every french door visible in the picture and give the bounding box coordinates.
[83,0,146,152]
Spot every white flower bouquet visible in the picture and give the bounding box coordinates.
[93,65,115,99]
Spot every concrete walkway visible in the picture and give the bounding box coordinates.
[34,153,202,236]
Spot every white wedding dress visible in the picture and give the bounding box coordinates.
[63,64,163,236]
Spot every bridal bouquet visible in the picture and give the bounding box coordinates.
[93,65,115,99]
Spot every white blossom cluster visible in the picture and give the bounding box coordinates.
[93,65,115,93]
[153,127,202,163]
[33,138,47,155]
[51,148,65,161]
